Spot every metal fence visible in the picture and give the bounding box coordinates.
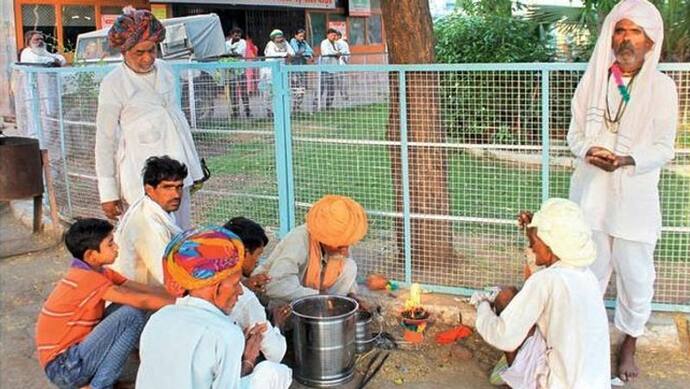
[11,60,690,312]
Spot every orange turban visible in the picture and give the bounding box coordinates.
[304,195,368,290]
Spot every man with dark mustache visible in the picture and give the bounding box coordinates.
[567,0,678,383]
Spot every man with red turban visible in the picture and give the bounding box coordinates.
[95,7,203,229]
[253,195,368,304]
[136,226,292,389]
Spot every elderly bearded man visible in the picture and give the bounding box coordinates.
[567,0,678,382]
[136,227,292,389]
[95,7,203,229]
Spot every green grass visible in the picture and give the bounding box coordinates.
[198,103,690,260]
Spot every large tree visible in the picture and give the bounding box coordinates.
[381,0,454,282]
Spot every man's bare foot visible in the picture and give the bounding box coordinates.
[618,335,639,382]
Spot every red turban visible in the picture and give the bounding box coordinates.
[108,7,165,52]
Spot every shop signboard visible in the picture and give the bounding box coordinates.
[149,0,335,9]
[349,0,371,16]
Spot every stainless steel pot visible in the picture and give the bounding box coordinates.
[355,310,375,354]
[291,295,359,388]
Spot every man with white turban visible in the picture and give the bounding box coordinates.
[473,199,610,388]
[253,194,367,305]
[567,0,677,381]
[96,7,204,229]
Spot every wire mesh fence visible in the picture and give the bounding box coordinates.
[11,61,690,311]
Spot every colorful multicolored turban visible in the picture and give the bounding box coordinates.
[163,226,244,297]
[107,7,166,52]
[304,195,368,290]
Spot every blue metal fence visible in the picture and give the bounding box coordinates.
[11,61,690,312]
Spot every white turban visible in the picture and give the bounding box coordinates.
[570,0,664,156]
[528,198,596,267]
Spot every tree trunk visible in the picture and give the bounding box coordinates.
[382,0,454,283]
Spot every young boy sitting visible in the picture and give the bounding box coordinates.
[472,198,611,388]
[36,218,174,389]
[224,217,290,363]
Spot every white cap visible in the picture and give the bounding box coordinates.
[528,198,596,267]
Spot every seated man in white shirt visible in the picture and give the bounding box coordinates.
[224,217,289,363]
[136,226,291,389]
[472,199,611,389]
[19,31,66,66]
[112,156,184,286]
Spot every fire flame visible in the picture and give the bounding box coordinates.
[404,283,422,311]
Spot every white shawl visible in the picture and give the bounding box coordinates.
[571,0,664,156]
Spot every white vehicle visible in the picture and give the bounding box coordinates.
[74,13,226,63]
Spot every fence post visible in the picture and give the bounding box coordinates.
[187,69,198,129]
[273,62,295,237]
[540,69,550,202]
[398,71,412,285]
[55,74,73,217]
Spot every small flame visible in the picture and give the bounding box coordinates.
[404,283,422,311]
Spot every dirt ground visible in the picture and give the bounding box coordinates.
[2,203,690,388]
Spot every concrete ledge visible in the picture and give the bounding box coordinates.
[360,286,690,353]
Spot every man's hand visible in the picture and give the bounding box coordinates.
[469,289,497,307]
[517,211,533,229]
[101,200,123,220]
[190,180,204,195]
[272,304,292,329]
[243,273,271,294]
[243,322,267,363]
[586,146,624,172]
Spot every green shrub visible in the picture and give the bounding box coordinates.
[434,14,553,63]
[434,14,553,144]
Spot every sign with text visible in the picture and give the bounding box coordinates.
[349,0,371,16]
[328,21,347,39]
[149,0,335,9]
[100,14,119,29]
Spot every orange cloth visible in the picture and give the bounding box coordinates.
[435,325,473,345]
[404,330,424,344]
[303,195,368,290]
[35,266,126,367]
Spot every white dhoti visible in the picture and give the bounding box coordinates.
[241,361,292,389]
[591,231,655,337]
[501,330,549,389]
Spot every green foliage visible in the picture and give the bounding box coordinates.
[434,13,551,144]
[435,13,553,63]
[455,0,515,18]
[527,0,690,62]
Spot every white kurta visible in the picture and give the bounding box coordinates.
[95,59,203,206]
[335,39,350,65]
[476,262,610,389]
[568,70,678,245]
[112,195,181,286]
[229,284,287,362]
[19,48,66,66]
[18,48,66,143]
[319,39,340,65]
[253,225,358,304]
[226,39,247,57]
[137,296,292,389]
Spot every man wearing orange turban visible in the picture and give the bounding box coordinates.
[253,195,368,304]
